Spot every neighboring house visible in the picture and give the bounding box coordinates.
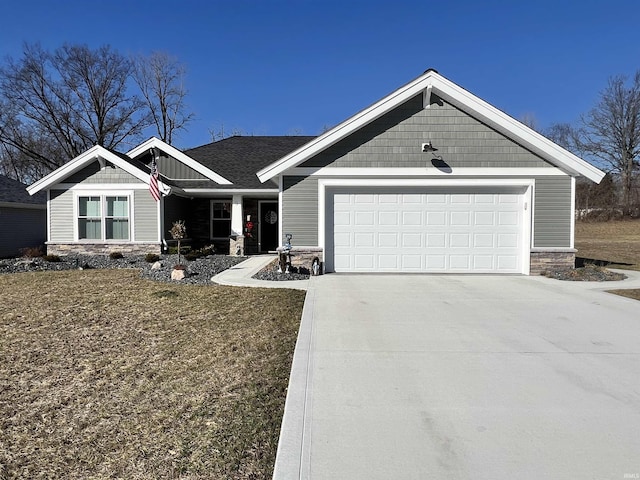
[0,175,46,258]
[28,69,604,274]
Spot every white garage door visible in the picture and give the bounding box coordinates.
[331,189,525,273]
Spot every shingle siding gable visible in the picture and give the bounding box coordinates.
[300,94,553,169]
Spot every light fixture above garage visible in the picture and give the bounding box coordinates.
[422,142,437,153]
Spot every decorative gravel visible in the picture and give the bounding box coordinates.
[0,254,246,285]
[543,264,627,281]
[252,259,311,281]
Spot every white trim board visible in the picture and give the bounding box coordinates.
[257,70,605,184]
[27,145,171,196]
[288,167,567,177]
[317,177,534,274]
[127,137,232,185]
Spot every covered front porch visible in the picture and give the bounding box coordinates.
[163,193,280,255]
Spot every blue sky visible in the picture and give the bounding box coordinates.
[1,0,639,150]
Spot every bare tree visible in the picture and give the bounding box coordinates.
[0,43,148,174]
[577,72,640,214]
[133,52,193,145]
[208,123,246,141]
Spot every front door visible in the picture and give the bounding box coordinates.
[259,201,279,252]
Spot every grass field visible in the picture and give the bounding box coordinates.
[575,219,640,269]
[0,269,305,479]
[575,219,640,300]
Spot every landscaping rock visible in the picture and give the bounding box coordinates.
[544,264,627,281]
[252,259,311,281]
[151,261,163,270]
[0,254,246,285]
[171,268,186,281]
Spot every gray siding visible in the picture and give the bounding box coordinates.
[302,94,553,169]
[134,190,158,241]
[282,176,318,246]
[49,189,75,242]
[66,162,141,184]
[157,155,207,180]
[533,177,572,248]
[0,206,46,257]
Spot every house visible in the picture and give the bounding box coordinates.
[28,69,604,274]
[0,175,46,258]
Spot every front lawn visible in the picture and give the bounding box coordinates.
[575,219,640,300]
[575,219,640,270]
[0,269,305,479]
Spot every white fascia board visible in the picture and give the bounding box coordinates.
[429,75,605,183]
[27,145,172,196]
[256,74,434,183]
[127,137,232,185]
[181,188,278,196]
[317,178,534,188]
[257,70,605,184]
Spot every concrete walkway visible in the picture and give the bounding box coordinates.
[274,272,640,479]
[210,254,309,290]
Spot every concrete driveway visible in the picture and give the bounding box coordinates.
[274,273,640,479]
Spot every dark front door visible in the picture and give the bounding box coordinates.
[259,201,279,252]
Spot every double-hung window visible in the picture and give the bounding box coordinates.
[211,201,231,238]
[78,195,130,241]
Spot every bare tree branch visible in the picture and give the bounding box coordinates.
[132,52,194,145]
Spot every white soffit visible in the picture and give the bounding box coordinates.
[127,137,232,185]
[256,70,605,184]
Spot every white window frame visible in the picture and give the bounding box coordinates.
[73,190,133,242]
[210,199,232,239]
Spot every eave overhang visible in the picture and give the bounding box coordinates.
[256,70,605,184]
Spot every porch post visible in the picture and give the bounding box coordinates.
[230,194,245,255]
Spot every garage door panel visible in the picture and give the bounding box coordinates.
[450,255,471,269]
[401,254,422,269]
[498,211,518,225]
[450,211,470,225]
[402,211,422,226]
[354,254,375,269]
[402,233,422,247]
[473,255,494,269]
[378,211,398,225]
[450,233,471,248]
[332,189,523,273]
[426,233,446,247]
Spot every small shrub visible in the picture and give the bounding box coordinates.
[145,253,160,263]
[184,251,202,261]
[199,244,216,256]
[109,251,124,260]
[20,245,44,258]
[43,254,61,262]
[167,246,191,255]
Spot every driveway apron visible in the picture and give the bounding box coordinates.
[274,274,640,479]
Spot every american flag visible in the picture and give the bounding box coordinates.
[149,148,161,202]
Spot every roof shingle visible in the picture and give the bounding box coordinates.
[0,175,46,204]
[184,136,315,189]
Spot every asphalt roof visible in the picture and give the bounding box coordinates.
[0,175,46,204]
[184,136,315,189]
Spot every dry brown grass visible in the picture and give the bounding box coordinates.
[575,219,640,270]
[0,269,305,479]
[607,289,640,301]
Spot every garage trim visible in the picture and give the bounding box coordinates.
[318,178,533,274]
